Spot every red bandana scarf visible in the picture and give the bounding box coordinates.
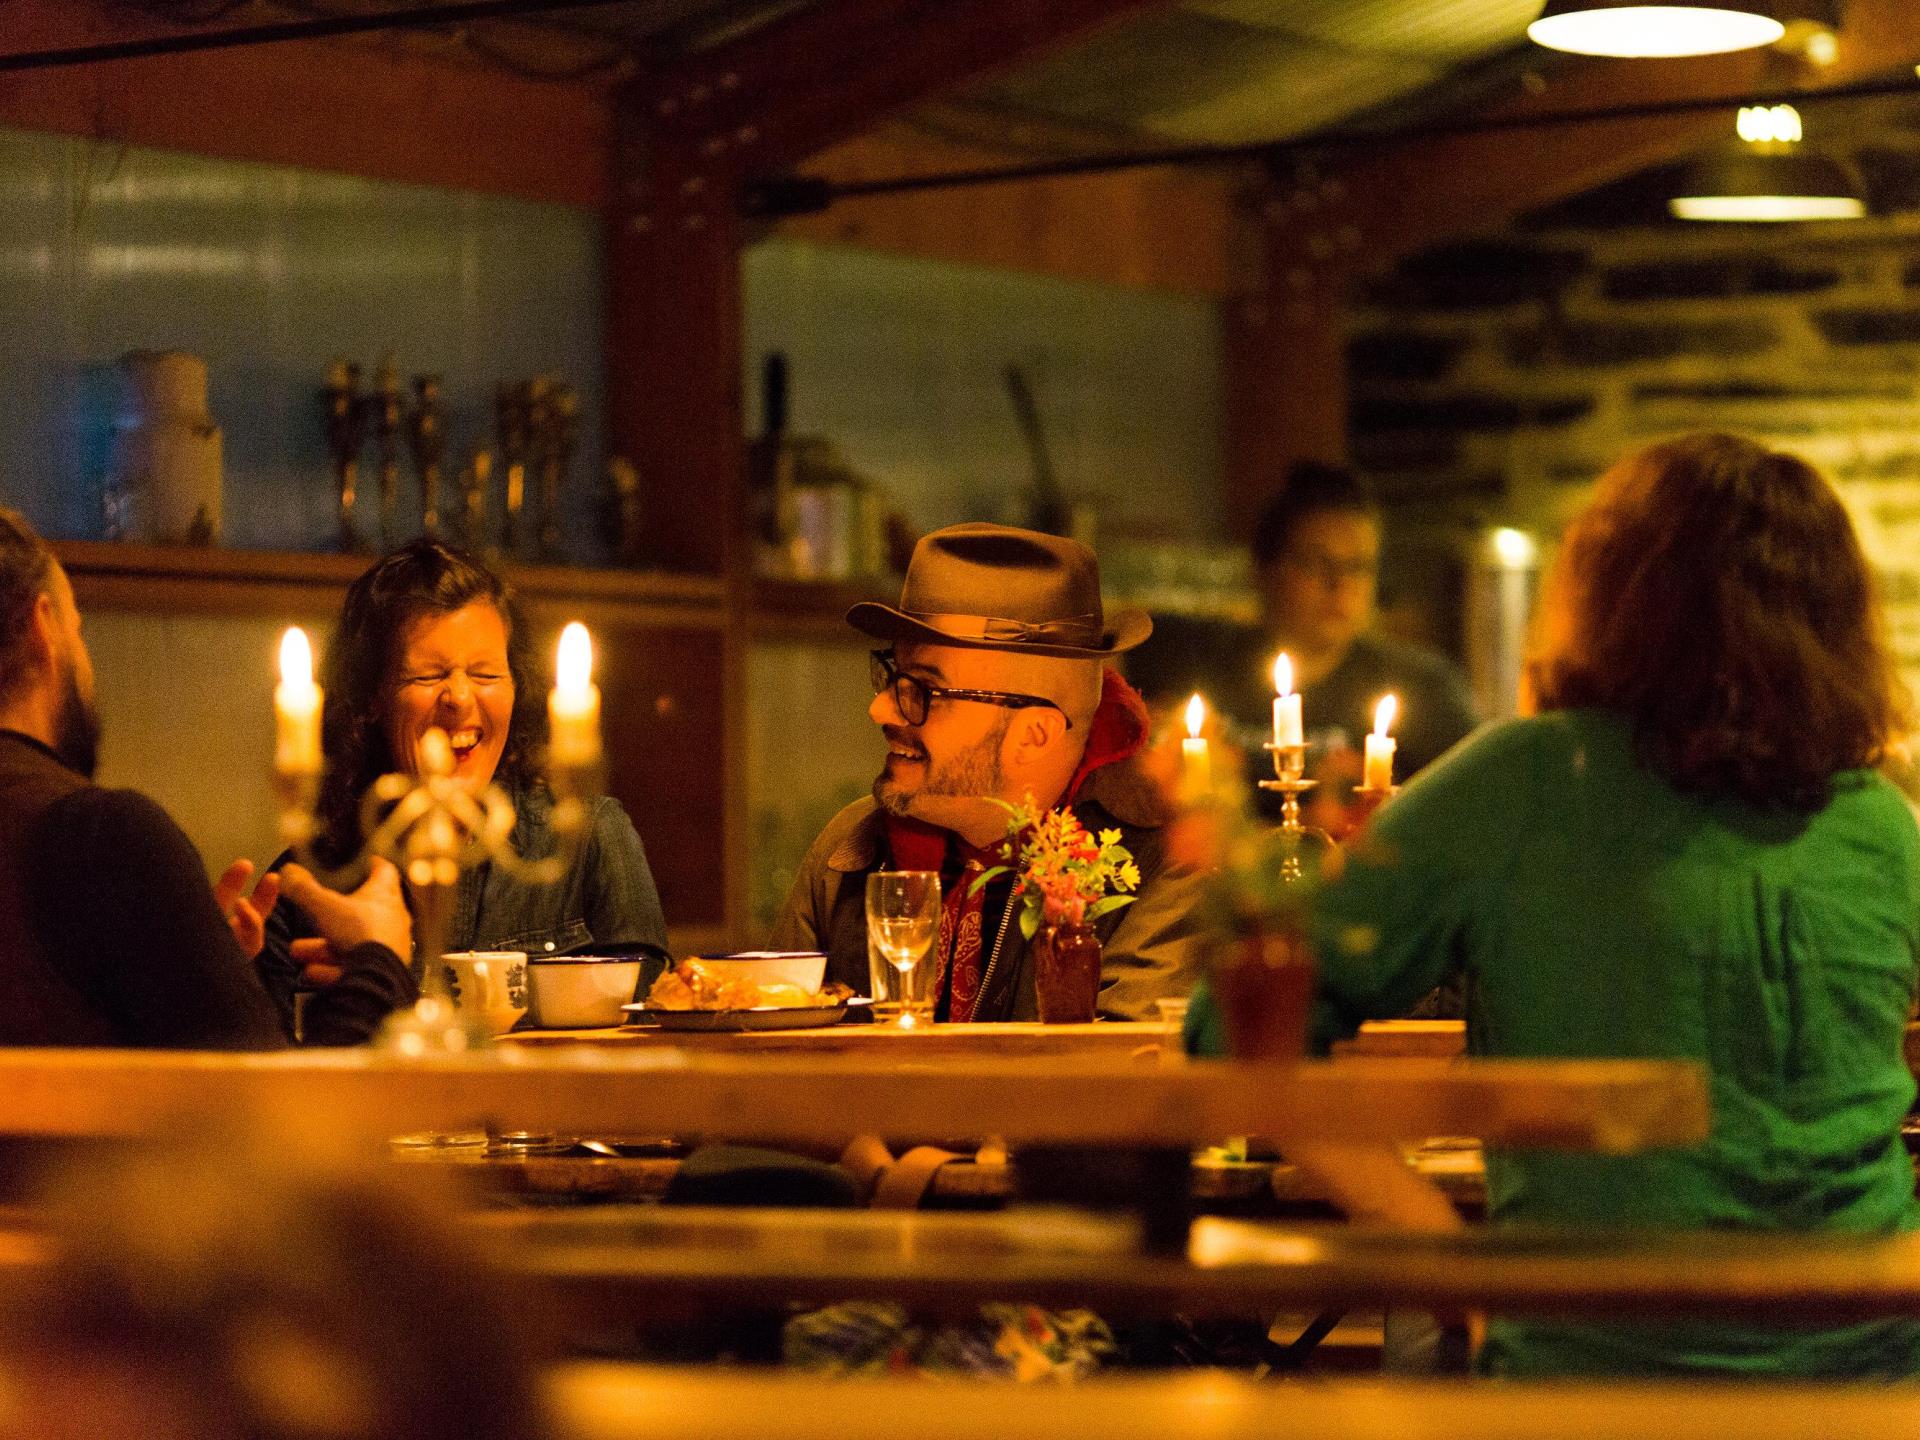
[881,668,1150,1021]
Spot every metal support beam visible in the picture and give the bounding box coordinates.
[0,0,634,73]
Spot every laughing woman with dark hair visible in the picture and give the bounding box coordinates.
[1301,433,1920,1379]
[256,540,668,1031]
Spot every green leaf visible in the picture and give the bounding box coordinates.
[1018,905,1040,940]
[1085,894,1136,921]
[969,865,1011,896]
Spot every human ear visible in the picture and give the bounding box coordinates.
[25,592,59,675]
[1008,709,1066,762]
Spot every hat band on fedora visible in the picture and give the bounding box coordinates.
[908,610,1104,648]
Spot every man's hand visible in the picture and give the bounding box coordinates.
[215,860,281,960]
[279,858,413,987]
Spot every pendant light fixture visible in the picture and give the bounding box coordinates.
[1669,104,1866,220]
[1528,1,1792,59]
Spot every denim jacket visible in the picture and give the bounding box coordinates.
[257,790,669,1032]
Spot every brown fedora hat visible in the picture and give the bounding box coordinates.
[847,523,1151,660]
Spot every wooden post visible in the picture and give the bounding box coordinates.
[1221,254,1351,539]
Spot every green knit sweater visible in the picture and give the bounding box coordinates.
[1199,708,1920,1378]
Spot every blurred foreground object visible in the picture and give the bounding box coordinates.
[0,1127,550,1440]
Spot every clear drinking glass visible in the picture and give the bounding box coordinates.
[865,870,941,1028]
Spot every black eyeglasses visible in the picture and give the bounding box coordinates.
[870,650,1072,730]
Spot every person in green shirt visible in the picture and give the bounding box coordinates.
[1197,432,1920,1379]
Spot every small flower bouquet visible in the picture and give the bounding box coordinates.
[1156,726,1333,1059]
[976,794,1141,939]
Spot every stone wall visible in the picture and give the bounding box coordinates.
[1349,216,1920,684]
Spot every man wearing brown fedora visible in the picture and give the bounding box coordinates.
[770,523,1204,1021]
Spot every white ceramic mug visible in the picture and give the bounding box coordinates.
[438,951,529,1036]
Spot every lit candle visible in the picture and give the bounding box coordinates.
[1272,653,1303,749]
[1363,693,1398,791]
[1181,693,1211,797]
[549,621,602,768]
[275,627,322,774]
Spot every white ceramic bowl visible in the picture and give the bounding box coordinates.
[438,951,528,1037]
[690,951,827,993]
[527,957,644,1029]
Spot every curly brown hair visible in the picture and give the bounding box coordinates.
[0,507,55,712]
[1526,432,1907,810]
[315,540,548,865]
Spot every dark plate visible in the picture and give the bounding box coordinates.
[620,1002,851,1032]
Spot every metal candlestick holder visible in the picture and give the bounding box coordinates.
[459,447,492,554]
[537,382,578,563]
[406,375,447,538]
[275,729,601,1053]
[496,382,530,557]
[1348,781,1400,836]
[322,362,368,553]
[1259,743,1333,883]
[372,356,402,550]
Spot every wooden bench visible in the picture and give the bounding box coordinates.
[464,1206,1920,1325]
[549,1364,1920,1440]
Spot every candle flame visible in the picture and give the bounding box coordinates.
[1185,693,1206,739]
[278,627,314,693]
[1273,653,1292,698]
[556,622,594,697]
[1373,693,1398,738]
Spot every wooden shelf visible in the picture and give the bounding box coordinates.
[55,540,727,626]
[745,575,893,642]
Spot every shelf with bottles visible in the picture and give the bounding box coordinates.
[55,540,726,626]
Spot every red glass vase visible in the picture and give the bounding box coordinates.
[1213,929,1315,1061]
[1033,921,1102,1024]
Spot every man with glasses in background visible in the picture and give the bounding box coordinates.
[1133,462,1479,814]
[770,523,1203,1021]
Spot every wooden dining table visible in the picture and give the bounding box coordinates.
[1338,1019,1920,1075]
[499,1020,1173,1061]
[0,1048,1708,1154]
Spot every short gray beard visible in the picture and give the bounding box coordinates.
[873,713,1010,819]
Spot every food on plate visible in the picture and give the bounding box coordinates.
[645,959,852,1012]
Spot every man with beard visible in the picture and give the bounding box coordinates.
[0,508,414,1047]
[771,523,1204,1020]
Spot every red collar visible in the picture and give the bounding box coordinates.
[1063,668,1149,805]
[882,668,1149,869]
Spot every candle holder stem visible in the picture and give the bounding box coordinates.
[414,877,454,994]
[1259,743,1332,884]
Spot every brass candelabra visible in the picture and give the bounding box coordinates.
[274,728,601,1050]
[1258,742,1332,883]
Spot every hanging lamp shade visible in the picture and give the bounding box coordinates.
[1528,1,1790,58]
[1669,145,1865,221]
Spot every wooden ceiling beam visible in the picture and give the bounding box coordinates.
[773,122,1242,296]
[0,0,610,207]
[630,0,1176,175]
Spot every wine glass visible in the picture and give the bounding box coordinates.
[865,870,941,1028]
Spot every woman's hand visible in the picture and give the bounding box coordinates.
[215,859,281,961]
[278,858,414,985]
